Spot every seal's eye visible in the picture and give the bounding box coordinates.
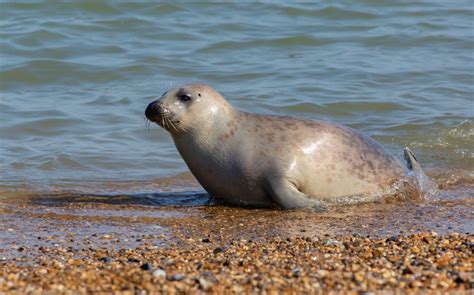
[179,94,192,102]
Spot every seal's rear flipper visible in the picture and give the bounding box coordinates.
[404,147,420,172]
[403,147,439,198]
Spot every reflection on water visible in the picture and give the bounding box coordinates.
[29,191,210,207]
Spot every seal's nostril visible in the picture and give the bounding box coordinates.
[145,101,165,121]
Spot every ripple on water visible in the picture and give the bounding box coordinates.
[85,95,131,106]
[0,59,123,89]
[279,6,380,20]
[8,29,69,48]
[0,117,86,139]
[197,36,335,54]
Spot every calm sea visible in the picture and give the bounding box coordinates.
[0,2,472,195]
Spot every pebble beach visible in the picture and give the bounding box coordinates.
[1,186,472,294]
[1,233,472,294]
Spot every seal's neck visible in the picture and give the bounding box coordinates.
[172,106,238,147]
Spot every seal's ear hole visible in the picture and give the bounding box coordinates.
[198,93,201,97]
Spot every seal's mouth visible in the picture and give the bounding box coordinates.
[145,101,181,132]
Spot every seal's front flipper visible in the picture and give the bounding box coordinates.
[264,177,327,211]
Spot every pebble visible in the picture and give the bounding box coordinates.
[99,257,111,263]
[291,268,301,278]
[152,269,166,278]
[197,277,213,291]
[213,247,225,254]
[324,239,344,247]
[386,235,398,242]
[168,274,185,281]
[140,263,152,271]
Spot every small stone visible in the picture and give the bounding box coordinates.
[168,274,185,281]
[387,236,398,242]
[374,247,384,257]
[140,263,152,271]
[292,268,301,278]
[454,271,470,284]
[152,268,166,278]
[213,247,225,254]
[198,277,213,291]
[317,270,329,277]
[324,239,343,247]
[202,238,211,243]
[17,247,25,252]
[128,258,140,263]
[99,257,111,263]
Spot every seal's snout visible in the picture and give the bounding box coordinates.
[145,101,162,122]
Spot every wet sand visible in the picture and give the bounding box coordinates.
[0,170,473,293]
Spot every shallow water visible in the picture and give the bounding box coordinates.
[0,1,473,234]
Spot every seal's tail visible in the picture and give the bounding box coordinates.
[403,147,438,198]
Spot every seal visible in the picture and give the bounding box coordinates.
[145,84,429,209]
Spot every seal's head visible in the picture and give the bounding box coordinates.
[145,84,232,134]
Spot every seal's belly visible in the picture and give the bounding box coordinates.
[175,141,272,206]
[191,164,272,206]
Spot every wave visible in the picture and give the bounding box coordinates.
[197,36,335,53]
